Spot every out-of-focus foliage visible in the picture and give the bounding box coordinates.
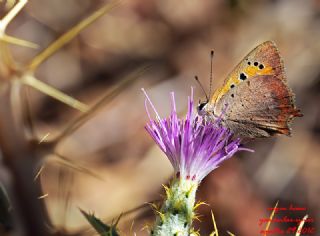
[0,185,12,232]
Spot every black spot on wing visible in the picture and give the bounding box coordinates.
[240,73,247,80]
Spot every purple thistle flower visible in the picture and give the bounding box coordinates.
[143,87,250,183]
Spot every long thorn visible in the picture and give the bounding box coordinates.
[51,153,103,180]
[21,74,89,112]
[27,0,121,71]
[34,165,45,181]
[0,0,27,29]
[1,34,38,48]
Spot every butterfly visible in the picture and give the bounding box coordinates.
[197,41,302,138]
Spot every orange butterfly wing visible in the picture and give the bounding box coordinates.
[206,41,302,138]
[210,41,284,105]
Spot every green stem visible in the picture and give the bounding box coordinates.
[152,178,198,236]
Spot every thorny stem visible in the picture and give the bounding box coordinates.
[0,85,50,236]
[152,178,198,236]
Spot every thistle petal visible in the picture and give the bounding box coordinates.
[144,87,250,182]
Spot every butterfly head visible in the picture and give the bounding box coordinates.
[197,99,209,116]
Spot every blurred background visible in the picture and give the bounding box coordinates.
[1,0,319,235]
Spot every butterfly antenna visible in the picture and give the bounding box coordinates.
[209,50,214,98]
[194,76,209,101]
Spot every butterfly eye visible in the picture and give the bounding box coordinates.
[197,101,208,112]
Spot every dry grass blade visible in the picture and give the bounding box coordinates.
[52,65,149,144]
[264,201,278,236]
[21,74,89,112]
[209,210,219,236]
[295,214,308,236]
[27,0,121,71]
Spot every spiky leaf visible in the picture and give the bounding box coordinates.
[80,209,119,236]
